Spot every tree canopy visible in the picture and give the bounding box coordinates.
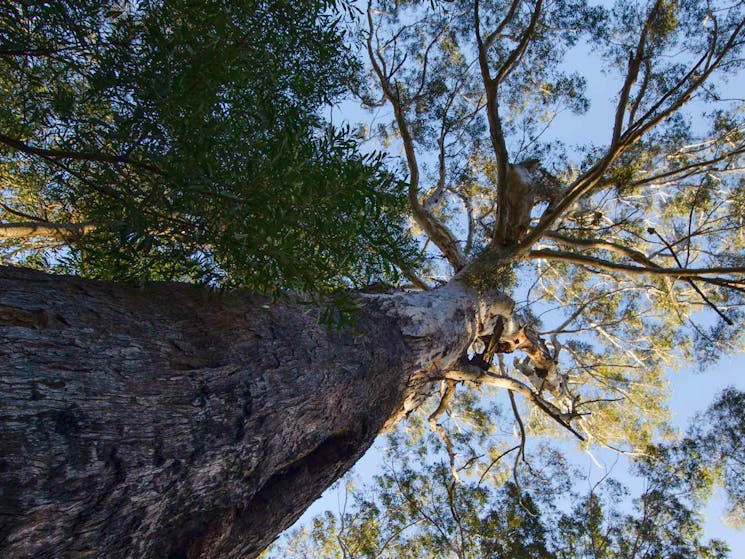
[350,0,745,450]
[0,0,416,291]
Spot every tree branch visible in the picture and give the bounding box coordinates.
[366,2,466,271]
[0,132,159,172]
[493,0,543,86]
[0,221,95,240]
[483,0,523,50]
[518,17,745,250]
[428,380,460,481]
[474,0,511,245]
[544,231,657,267]
[529,248,745,279]
[648,227,733,325]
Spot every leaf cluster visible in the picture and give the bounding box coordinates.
[0,0,417,291]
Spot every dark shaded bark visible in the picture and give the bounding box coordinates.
[0,266,510,558]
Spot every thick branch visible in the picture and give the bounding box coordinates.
[544,231,658,267]
[474,0,510,244]
[443,366,584,440]
[493,0,543,86]
[631,142,745,188]
[0,221,95,240]
[428,380,459,480]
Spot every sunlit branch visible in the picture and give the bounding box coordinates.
[366,2,466,271]
[544,230,685,314]
[508,389,527,492]
[520,18,745,251]
[625,19,745,143]
[442,365,585,441]
[0,221,95,240]
[632,143,745,188]
[563,346,649,412]
[544,231,657,267]
[534,286,635,331]
[477,444,520,486]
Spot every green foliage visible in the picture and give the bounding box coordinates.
[0,0,416,291]
[687,388,745,528]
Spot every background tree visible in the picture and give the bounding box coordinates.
[267,390,743,558]
[2,0,745,557]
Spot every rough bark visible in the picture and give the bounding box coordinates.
[0,266,511,558]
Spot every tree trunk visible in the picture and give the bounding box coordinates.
[0,266,511,558]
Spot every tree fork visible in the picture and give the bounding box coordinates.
[0,266,511,558]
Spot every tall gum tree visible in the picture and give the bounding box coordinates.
[2,0,745,557]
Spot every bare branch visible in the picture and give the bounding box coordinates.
[0,201,44,222]
[648,227,733,325]
[443,365,585,440]
[631,142,745,188]
[477,444,520,486]
[508,390,527,491]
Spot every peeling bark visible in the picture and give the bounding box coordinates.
[0,266,511,558]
